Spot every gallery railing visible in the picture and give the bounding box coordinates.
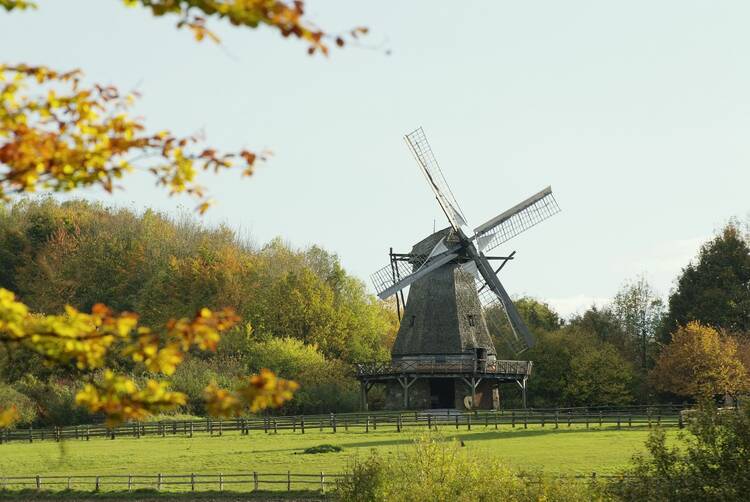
[355,359,532,377]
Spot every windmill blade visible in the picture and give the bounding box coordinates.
[466,245,535,354]
[405,127,468,231]
[473,186,560,253]
[375,249,459,300]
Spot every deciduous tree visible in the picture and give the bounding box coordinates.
[650,322,749,400]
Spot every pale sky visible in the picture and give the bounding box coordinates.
[3,0,749,317]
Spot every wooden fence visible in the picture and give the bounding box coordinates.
[0,405,686,444]
[0,471,345,493]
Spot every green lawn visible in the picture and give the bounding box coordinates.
[0,425,677,484]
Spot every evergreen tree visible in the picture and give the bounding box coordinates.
[661,224,750,341]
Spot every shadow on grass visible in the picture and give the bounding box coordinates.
[0,488,328,501]
[338,425,654,449]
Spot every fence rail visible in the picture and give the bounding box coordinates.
[0,405,687,444]
[0,471,345,493]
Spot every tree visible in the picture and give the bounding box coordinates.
[661,224,750,342]
[564,343,634,407]
[610,276,665,368]
[524,327,635,407]
[0,0,366,426]
[650,322,749,400]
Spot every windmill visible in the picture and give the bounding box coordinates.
[356,127,561,411]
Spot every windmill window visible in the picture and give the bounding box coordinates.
[467,314,475,327]
[409,315,416,327]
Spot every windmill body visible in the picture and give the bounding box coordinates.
[356,128,560,411]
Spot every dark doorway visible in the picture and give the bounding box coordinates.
[429,379,455,409]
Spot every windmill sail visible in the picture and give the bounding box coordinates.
[473,186,560,253]
[405,127,468,231]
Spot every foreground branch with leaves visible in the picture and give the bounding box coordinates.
[0,0,366,427]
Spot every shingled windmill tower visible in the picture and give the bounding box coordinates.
[356,128,560,410]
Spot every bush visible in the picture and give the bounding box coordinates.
[335,434,604,502]
[247,337,359,414]
[12,375,92,426]
[0,383,37,426]
[610,403,750,501]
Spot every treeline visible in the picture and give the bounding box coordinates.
[509,222,750,408]
[2,199,749,425]
[0,199,398,426]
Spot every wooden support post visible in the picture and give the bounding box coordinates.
[292,417,296,433]
[190,473,195,491]
[467,414,471,431]
[253,471,258,491]
[555,412,559,429]
[511,411,516,428]
[35,475,40,491]
[365,416,370,433]
[331,413,336,433]
[157,473,162,491]
[455,414,459,430]
[428,415,432,431]
[219,472,224,491]
[128,475,133,491]
[301,416,305,434]
[95,476,100,492]
[287,471,291,492]
[67,477,71,490]
[599,412,603,427]
[320,472,325,493]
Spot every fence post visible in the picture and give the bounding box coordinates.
[427,415,432,431]
[292,417,297,433]
[301,416,305,434]
[189,422,194,438]
[331,413,336,433]
[253,471,258,491]
[219,419,223,436]
[86,426,90,441]
[320,472,325,493]
[191,473,195,491]
[67,477,71,490]
[35,475,40,491]
[95,476,100,492]
[599,412,603,427]
[511,411,516,428]
[28,427,32,443]
[219,472,224,491]
[157,473,162,491]
[628,415,632,428]
[555,411,559,429]
[397,415,402,433]
[287,470,291,492]
[617,416,621,429]
[373,416,377,430]
[586,415,589,429]
[494,411,498,430]
[365,416,370,433]
[541,414,545,427]
[273,419,277,434]
[524,413,528,429]
[467,414,471,431]
[128,474,132,491]
[455,414,459,430]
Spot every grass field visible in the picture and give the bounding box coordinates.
[0,425,678,484]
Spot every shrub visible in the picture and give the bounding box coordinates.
[0,382,36,426]
[610,403,750,501]
[335,434,605,502]
[303,444,342,454]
